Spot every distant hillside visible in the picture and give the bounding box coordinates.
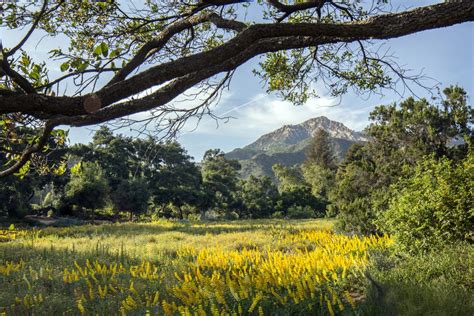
[226,116,367,179]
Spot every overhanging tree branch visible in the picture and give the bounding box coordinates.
[0,0,473,178]
[1,0,471,117]
[107,11,246,86]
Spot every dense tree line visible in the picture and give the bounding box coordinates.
[0,127,329,220]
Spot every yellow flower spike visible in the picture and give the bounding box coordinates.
[198,304,208,316]
[152,291,160,305]
[126,295,137,308]
[343,291,356,310]
[336,294,345,312]
[98,284,107,299]
[248,292,263,313]
[120,306,127,316]
[326,297,335,316]
[237,304,243,315]
[77,298,86,315]
[270,288,286,305]
[107,283,117,294]
[209,303,219,316]
[162,300,174,316]
[22,274,32,290]
[88,285,94,300]
[23,294,31,308]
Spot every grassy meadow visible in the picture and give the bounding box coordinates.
[0,219,396,315]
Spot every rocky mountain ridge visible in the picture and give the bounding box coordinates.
[226,116,366,179]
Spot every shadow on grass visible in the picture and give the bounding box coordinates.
[359,245,474,316]
[0,239,143,267]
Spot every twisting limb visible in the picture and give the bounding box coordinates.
[106,11,246,86]
[267,0,330,22]
[0,59,37,94]
[5,0,49,58]
[0,120,56,177]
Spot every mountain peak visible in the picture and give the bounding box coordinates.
[244,116,365,151]
[225,117,367,178]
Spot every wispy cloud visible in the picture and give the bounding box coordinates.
[183,93,373,139]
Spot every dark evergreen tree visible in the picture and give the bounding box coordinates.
[306,129,336,170]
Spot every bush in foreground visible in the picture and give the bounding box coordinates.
[377,154,473,253]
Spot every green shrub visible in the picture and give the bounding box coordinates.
[62,162,109,212]
[111,178,150,215]
[377,154,473,253]
[224,211,239,220]
[325,204,338,218]
[287,205,314,219]
[271,211,284,219]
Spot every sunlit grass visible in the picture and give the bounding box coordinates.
[23,219,335,258]
[0,219,392,315]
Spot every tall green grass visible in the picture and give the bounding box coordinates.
[360,244,474,316]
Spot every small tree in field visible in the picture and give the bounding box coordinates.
[62,162,109,215]
[111,178,150,220]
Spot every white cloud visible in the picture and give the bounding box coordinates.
[183,93,374,140]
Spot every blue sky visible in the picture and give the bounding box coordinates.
[2,1,473,161]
